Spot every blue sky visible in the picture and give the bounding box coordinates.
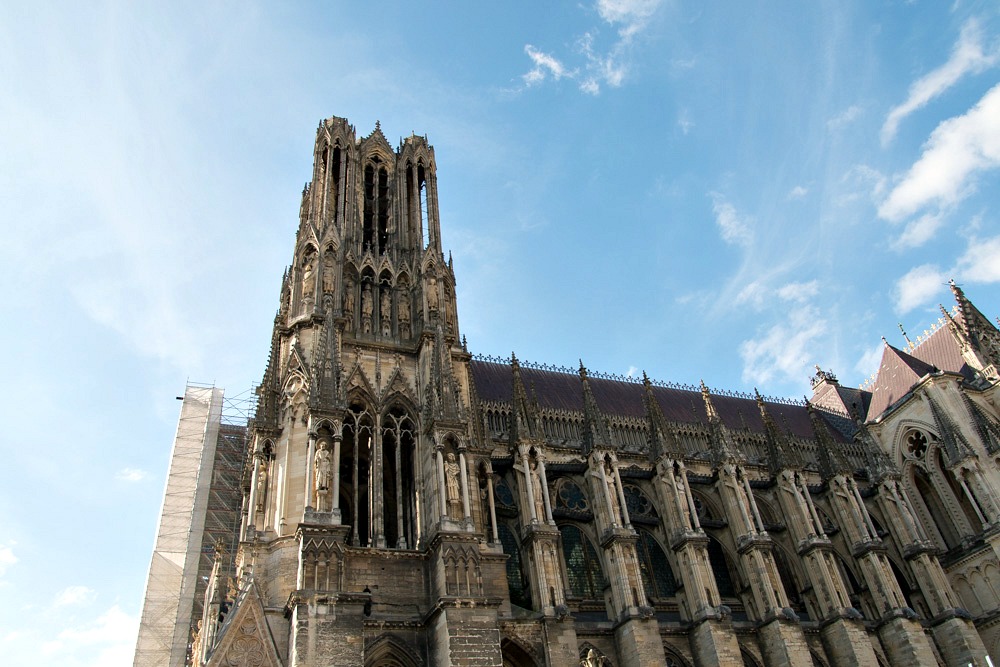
[1,1,999,663]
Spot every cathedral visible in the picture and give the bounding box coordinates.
[135,116,1000,667]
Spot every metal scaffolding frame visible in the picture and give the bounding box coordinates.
[133,383,256,667]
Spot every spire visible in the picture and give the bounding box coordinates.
[962,391,1000,454]
[807,401,854,480]
[643,372,684,461]
[509,352,541,444]
[848,404,898,483]
[580,361,612,456]
[926,393,975,468]
[700,381,741,464]
[898,323,914,350]
[757,389,801,475]
[948,279,1000,370]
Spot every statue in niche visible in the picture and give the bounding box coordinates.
[301,253,316,311]
[322,253,335,293]
[314,441,332,510]
[529,459,545,522]
[445,452,461,505]
[361,283,373,333]
[444,284,456,334]
[255,460,268,511]
[672,461,692,527]
[398,292,411,338]
[426,276,439,315]
[604,459,621,526]
[343,276,355,327]
[380,287,392,336]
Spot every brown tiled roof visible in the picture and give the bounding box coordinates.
[866,344,937,420]
[470,360,837,442]
[909,322,975,382]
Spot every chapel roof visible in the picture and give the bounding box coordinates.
[470,359,844,443]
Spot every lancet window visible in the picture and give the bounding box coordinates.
[559,524,606,599]
[635,529,677,600]
[338,400,417,549]
[707,537,737,599]
[498,523,531,609]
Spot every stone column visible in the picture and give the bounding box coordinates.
[304,432,317,512]
[536,455,553,524]
[612,457,632,527]
[459,448,471,524]
[486,471,499,543]
[396,434,405,546]
[332,432,342,513]
[436,446,448,519]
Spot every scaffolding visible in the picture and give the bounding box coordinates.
[133,383,255,667]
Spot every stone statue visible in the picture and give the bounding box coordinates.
[343,277,355,314]
[445,452,461,503]
[361,283,373,333]
[427,276,439,314]
[255,461,268,511]
[322,253,335,293]
[380,288,391,335]
[398,292,411,337]
[314,441,332,510]
[530,459,545,522]
[301,255,316,311]
[604,460,621,525]
[581,648,602,667]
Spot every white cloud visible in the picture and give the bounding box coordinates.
[596,0,663,41]
[740,306,827,386]
[828,105,862,130]
[677,109,694,134]
[54,586,96,608]
[626,365,638,377]
[735,281,766,309]
[890,213,944,250]
[115,467,148,482]
[879,83,1000,222]
[776,280,819,302]
[0,544,16,578]
[894,264,947,314]
[956,233,1000,283]
[711,195,753,247]
[41,604,139,666]
[881,19,999,145]
[522,45,568,86]
[855,343,884,378]
[787,185,808,200]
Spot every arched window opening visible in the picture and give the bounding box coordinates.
[553,478,589,519]
[377,167,389,254]
[636,529,677,600]
[773,547,803,613]
[913,465,960,549]
[331,145,341,223]
[559,524,605,599]
[889,559,918,614]
[707,537,737,598]
[382,405,416,549]
[938,448,984,532]
[363,164,376,251]
[418,165,429,248]
[341,401,375,546]
[498,523,531,609]
[741,647,763,667]
[623,484,658,523]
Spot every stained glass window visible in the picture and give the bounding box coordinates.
[559,524,605,599]
[498,523,531,609]
[637,530,677,599]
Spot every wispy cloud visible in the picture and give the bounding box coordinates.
[740,305,827,386]
[54,585,96,608]
[517,0,663,94]
[828,104,862,130]
[955,233,1000,282]
[677,108,694,134]
[878,82,1000,222]
[522,45,569,86]
[894,264,947,314]
[711,195,753,247]
[776,280,819,303]
[115,467,148,482]
[881,18,999,145]
[41,604,139,666]
[0,543,16,578]
[889,213,944,251]
[786,185,808,200]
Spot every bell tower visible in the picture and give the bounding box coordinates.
[215,117,504,667]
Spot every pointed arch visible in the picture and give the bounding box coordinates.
[635,528,677,600]
[381,402,418,549]
[500,636,538,667]
[497,522,531,609]
[558,523,606,600]
[364,633,421,667]
[341,399,376,546]
[706,535,738,599]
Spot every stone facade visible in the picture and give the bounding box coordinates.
[174,117,1000,667]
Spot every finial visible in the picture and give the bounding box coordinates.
[375,120,381,131]
[754,387,764,404]
[579,360,589,378]
[881,336,888,346]
[642,371,650,388]
[461,335,467,352]
[511,350,518,365]
[898,323,913,349]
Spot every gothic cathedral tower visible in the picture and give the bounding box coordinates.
[218,117,506,666]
